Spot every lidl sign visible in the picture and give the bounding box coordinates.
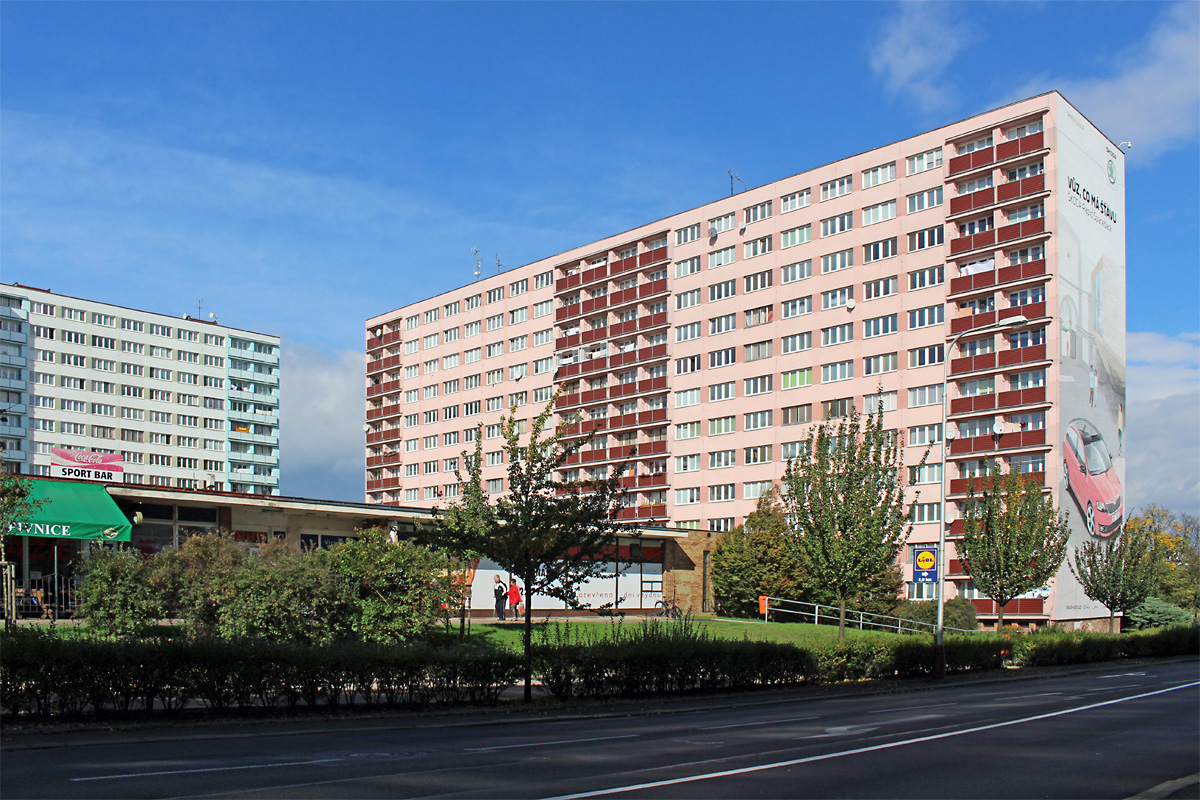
[914,546,938,583]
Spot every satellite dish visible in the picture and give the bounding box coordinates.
[945,426,958,440]
[993,420,1006,436]
[845,299,857,311]
[374,328,383,337]
[708,225,719,237]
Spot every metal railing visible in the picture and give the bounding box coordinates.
[761,596,981,635]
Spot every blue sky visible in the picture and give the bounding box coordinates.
[3,1,1197,513]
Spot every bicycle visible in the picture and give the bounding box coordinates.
[655,597,682,620]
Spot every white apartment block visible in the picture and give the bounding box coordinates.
[0,285,280,495]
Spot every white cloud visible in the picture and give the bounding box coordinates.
[1125,331,1200,516]
[277,339,365,501]
[1014,2,1200,160]
[869,2,972,114]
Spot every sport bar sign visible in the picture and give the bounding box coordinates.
[50,448,124,482]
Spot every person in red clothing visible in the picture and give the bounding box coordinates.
[508,580,522,620]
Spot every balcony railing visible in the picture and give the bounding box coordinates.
[948,471,1044,495]
[949,428,1047,455]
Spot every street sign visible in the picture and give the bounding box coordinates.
[914,546,938,583]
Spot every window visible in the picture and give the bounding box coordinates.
[464,347,481,364]
[744,375,772,395]
[709,450,735,469]
[863,390,898,413]
[821,175,852,201]
[821,249,853,274]
[709,416,736,435]
[532,300,553,319]
[908,344,945,367]
[1009,245,1045,265]
[709,381,735,402]
[675,454,700,473]
[509,307,528,325]
[676,288,701,310]
[823,398,854,419]
[781,188,811,212]
[958,215,994,236]
[821,324,854,347]
[1006,119,1043,139]
[781,368,812,389]
[909,463,943,484]
[486,369,503,385]
[781,296,812,318]
[1009,327,1047,349]
[534,328,552,346]
[821,360,853,382]
[1006,161,1044,182]
[675,388,701,408]
[782,332,812,353]
[959,296,994,315]
[744,340,772,362]
[1007,203,1045,223]
[1010,370,1046,390]
[863,353,898,375]
[709,280,736,302]
[675,256,701,278]
[958,175,993,196]
[405,340,420,356]
[909,264,945,290]
[908,383,944,407]
[709,313,736,334]
[708,213,735,235]
[677,322,701,342]
[821,286,854,310]
[676,421,701,440]
[509,278,528,297]
[676,488,701,505]
[676,223,702,246]
[444,353,461,368]
[744,410,772,430]
[744,270,772,293]
[486,288,504,304]
[782,260,811,283]
[486,314,503,332]
[908,424,942,447]
[907,187,944,213]
[862,162,896,188]
[424,308,440,325]
[710,347,736,368]
[956,135,992,155]
[861,200,896,227]
[744,200,772,224]
[533,356,552,375]
[907,147,942,175]
[820,212,853,237]
[424,359,438,374]
[863,237,898,263]
[908,226,945,252]
[908,305,945,329]
[676,355,701,374]
[1009,286,1045,307]
[486,342,504,358]
[709,484,736,502]
[735,305,771,333]
[782,404,812,426]
[780,225,811,248]
[710,246,736,269]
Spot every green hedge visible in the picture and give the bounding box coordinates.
[1013,625,1199,666]
[0,628,521,719]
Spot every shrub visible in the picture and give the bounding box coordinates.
[76,544,159,637]
[892,597,978,634]
[1125,596,1191,630]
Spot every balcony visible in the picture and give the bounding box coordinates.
[366,330,403,350]
[367,354,402,374]
[949,428,1047,456]
[609,382,639,399]
[366,452,401,468]
[949,352,997,376]
[365,404,401,421]
[999,300,1045,323]
[636,376,668,393]
[948,471,1044,495]
[996,385,1047,410]
[637,312,668,331]
[996,173,1046,204]
[950,228,996,256]
[994,130,1045,161]
[971,598,1046,617]
[608,286,639,308]
[950,310,997,335]
[579,295,610,316]
[579,387,608,404]
[637,407,668,425]
[997,258,1047,286]
[995,217,1046,246]
[638,343,668,362]
[949,393,997,415]
[997,343,1047,368]
[609,318,639,337]
[579,356,608,375]
[947,146,995,177]
[367,379,400,398]
[616,503,667,521]
[637,278,668,299]
[365,476,402,492]
[949,187,996,216]
[555,333,581,350]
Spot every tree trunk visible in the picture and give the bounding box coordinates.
[996,603,1005,631]
[523,570,534,704]
[838,598,847,639]
[1110,610,1116,634]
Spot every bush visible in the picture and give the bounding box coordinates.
[1125,596,1191,630]
[76,544,159,637]
[1014,624,1199,666]
[892,597,978,634]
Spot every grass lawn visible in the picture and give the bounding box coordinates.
[440,615,913,652]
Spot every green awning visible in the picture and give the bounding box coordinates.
[8,480,132,542]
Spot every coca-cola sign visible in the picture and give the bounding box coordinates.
[51,448,124,472]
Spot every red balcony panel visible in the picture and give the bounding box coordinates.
[610,382,637,398]
[996,222,1022,243]
[366,455,382,468]
[637,408,667,425]
[950,309,997,334]
[996,180,1020,203]
[366,431,385,444]
[639,343,668,361]
[996,384,1047,411]
[613,286,638,306]
[950,237,972,255]
[555,335,577,350]
[971,147,995,169]
[555,307,571,322]
[366,479,381,491]
[555,276,570,293]
[949,559,965,575]
[563,452,580,466]
[638,278,668,299]
[617,507,637,521]
[949,194,974,216]
[557,392,580,408]
[637,472,667,488]
[650,246,668,264]
[643,440,667,455]
[975,229,996,249]
[997,343,1046,368]
[609,350,633,368]
[948,153,973,175]
[580,357,608,375]
[380,477,400,489]
[1020,217,1046,238]
[609,412,636,428]
[1020,131,1044,154]
[580,297,596,315]
[558,363,580,379]
[638,312,668,331]
[583,264,608,285]
[1000,300,1046,322]
[951,394,996,416]
[950,396,972,415]
[1023,173,1045,196]
[994,138,1019,162]
[649,375,667,391]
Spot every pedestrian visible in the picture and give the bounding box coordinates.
[508,580,522,620]
[493,575,507,621]
[1088,364,1096,407]
[1117,402,1125,455]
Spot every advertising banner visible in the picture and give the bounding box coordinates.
[50,448,124,482]
[1052,97,1127,621]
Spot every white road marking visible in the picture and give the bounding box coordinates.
[1100,672,1146,678]
[463,734,638,752]
[72,758,346,782]
[702,715,819,730]
[538,681,1200,800]
[1086,684,1145,692]
[868,702,957,714]
[803,713,943,739]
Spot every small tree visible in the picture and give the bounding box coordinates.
[76,544,159,637]
[959,462,1070,629]
[1,472,43,556]
[429,396,627,701]
[1070,528,1156,633]
[780,404,919,638]
[711,488,807,617]
[1126,506,1200,617]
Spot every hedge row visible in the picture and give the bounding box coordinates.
[0,630,521,718]
[1013,625,1199,666]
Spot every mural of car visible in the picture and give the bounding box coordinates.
[1062,419,1123,537]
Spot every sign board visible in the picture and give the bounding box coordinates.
[50,448,123,483]
[913,546,938,583]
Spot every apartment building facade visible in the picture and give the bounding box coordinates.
[366,92,1126,626]
[0,285,281,496]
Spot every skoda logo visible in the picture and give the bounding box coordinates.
[1107,160,1117,184]
[103,527,120,539]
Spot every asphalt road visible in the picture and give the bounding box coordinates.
[2,660,1197,799]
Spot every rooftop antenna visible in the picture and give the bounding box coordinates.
[728,170,746,196]
[495,253,504,275]
[472,248,482,281]
[196,299,204,318]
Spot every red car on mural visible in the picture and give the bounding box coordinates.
[1063,418,1123,537]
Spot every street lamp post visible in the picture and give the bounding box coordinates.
[933,312,1028,680]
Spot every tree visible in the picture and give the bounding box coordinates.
[1070,528,1156,633]
[1,472,43,557]
[959,462,1070,629]
[1126,506,1200,617]
[76,544,159,637]
[711,488,807,617]
[428,396,627,702]
[780,404,919,638]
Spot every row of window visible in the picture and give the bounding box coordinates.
[404,326,553,356]
[15,301,235,347]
